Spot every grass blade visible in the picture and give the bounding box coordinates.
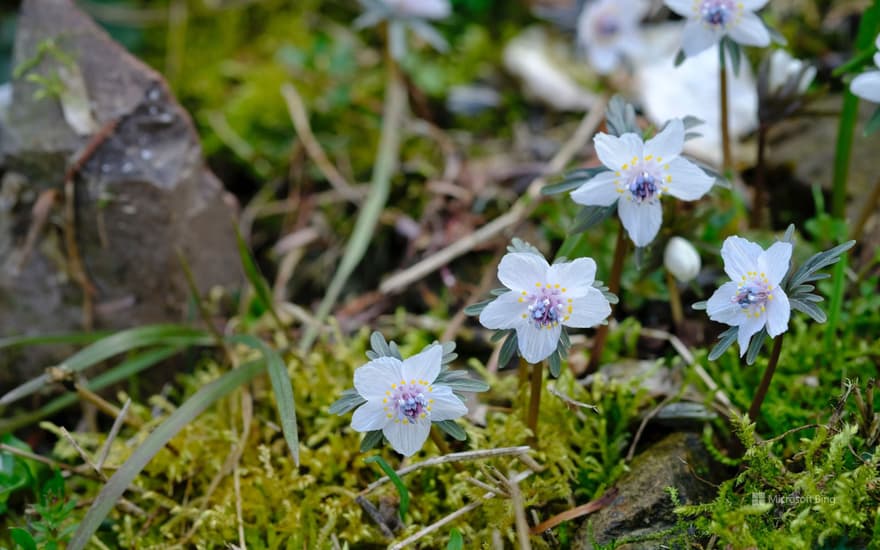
[67,360,265,550]
[0,325,214,407]
[298,61,406,352]
[0,347,182,435]
[365,455,410,521]
[229,335,299,465]
[234,225,283,330]
[0,331,111,350]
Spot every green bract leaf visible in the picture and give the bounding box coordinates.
[464,299,493,316]
[435,419,467,441]
[790,297,828,323]
[745,328,767,365]
[499,331,519,368]
[434,370,489,393]
[723,37,742,75]
[329,388,367,415]
[360,430,384,452]
[370,331,392,357]
[508,238,542,256]
[708,326,739,361]
[542,167,608,196]
[674,49,686,67]
[548,351,562,378]
[572,204,617,234]
[787,241,856,289]
[605,95,639,136]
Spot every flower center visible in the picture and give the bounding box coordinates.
[731,271,775,318]
[384,379,433,424]
[629,171,657,201]
[699,0,735,27]
[595,14,620,38]
[518,284,573,329]
[614,156,672,204]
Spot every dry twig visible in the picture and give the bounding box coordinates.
[281,82,362,203]
[379,98,610,295]
[360,446,532,496]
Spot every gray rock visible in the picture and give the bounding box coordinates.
[0,0,241,390]
[573,432,722,550]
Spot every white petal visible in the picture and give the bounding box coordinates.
[644,118,684,161]
[706,281,743,324]
[681,19,721,57]
[618,198,662,247]
[351,401,388,432]
[570,170,623,207]
[728,12,770,47]
[497,252,550,292]
[876,33,880,51]
[516,323,561,363]
[757,241,792,284]
[548,257,597,296]
[589,46,620,75]
[402,344,442,383]
[354,357,402,400]
[720,236,762,281]
[428,386,468,421]
[383,418,431,457]
[479,290,528,330]
[736,315,764,357]
[873,52,880,70]
[664,157,714,200]
[740,0,769,11]
[564,289,611,328]
[851,71,880,103]
[594,132,644,171]
[765,290,790,337]
[664,0,694,17]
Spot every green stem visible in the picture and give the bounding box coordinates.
[298,47,406,352]
[719,43,732,175]
[823,258,847,355]
[750,124,769,228]
[586,221,627,373]
[526,361,543,446]
[748,334,784,422]
[666,271,684,330]
[832,92,859,219]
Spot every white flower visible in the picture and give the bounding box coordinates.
[767,49,816,95]
[576,0,648,74]
[665,236,702,283]
[384,0,450,20]
[479,252,612,364]
[570,119,715,247]
[851,34,880,103]
[350,345,467,457]
[706,236,792,356]
[665,0,770,57]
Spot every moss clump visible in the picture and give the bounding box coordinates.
[23,327,646,548]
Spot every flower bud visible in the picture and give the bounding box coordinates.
[385,0,450,20]
[767,49,815,96]
[664,236,701,283]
